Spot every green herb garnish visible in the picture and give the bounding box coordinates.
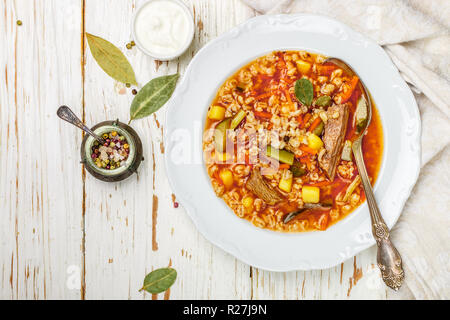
[295,78,314,106]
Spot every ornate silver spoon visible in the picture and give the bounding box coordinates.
[57,105,106,145]
[325,58,405,290]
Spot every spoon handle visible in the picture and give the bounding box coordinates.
[57,106,105,144]
[353,138,405,290]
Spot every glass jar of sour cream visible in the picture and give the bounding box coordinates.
[132,0,194,60]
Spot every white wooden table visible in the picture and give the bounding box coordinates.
[0,0,402,299]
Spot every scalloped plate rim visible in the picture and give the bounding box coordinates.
[164,14,421,271]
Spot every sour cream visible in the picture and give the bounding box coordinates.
[133,0,194,60]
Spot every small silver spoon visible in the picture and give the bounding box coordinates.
[325,58,405,291]
[57,105,106,145]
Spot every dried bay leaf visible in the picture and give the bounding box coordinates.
[295,78,314,106]
[86,33,137,85]
[129,74,179,122]
[140,268,177,294]
[315,95,332,107]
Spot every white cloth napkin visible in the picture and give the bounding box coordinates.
[242,0,450,299]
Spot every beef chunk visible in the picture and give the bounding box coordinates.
[246,168,283,205]
[319,103,349,180]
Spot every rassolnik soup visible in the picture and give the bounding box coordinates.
[203,51,383,232]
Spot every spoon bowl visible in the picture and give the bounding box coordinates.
[324,57,372,136]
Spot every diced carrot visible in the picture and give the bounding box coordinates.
[267,123,273,130]
[285,77,296,84]
[316,64,337,76]
[279,164,291,170]
[308,117,322,133]
[255,92,272,100]
[254,111,272,119]
[244,153,250,165]
[284,89,292,104]
[299,144,318,155]
[305,180,332,187]
[338,76,359,103]
[284,89,296,111]
[318,212,330,231]
[297,156,311,164]
[278,53,286,68]
[297,114,303,128]
[303,113,312,125]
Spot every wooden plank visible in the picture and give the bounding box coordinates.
[82,0,168,300]
[81,0,255,300]
[0,0,84,299]
[250,249,389,299]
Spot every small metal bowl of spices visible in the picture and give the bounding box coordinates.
[58,106,143,182]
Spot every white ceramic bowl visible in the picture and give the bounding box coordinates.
[164,14,421,271]
[131,0,195,61]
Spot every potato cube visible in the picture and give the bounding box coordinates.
[302,186,320,203]
[242,196,254,209]
[307,133,324,150]
[296,60,311,74]
[208,106,226,121]
[279,176,293,193]
[219,169,234,189]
